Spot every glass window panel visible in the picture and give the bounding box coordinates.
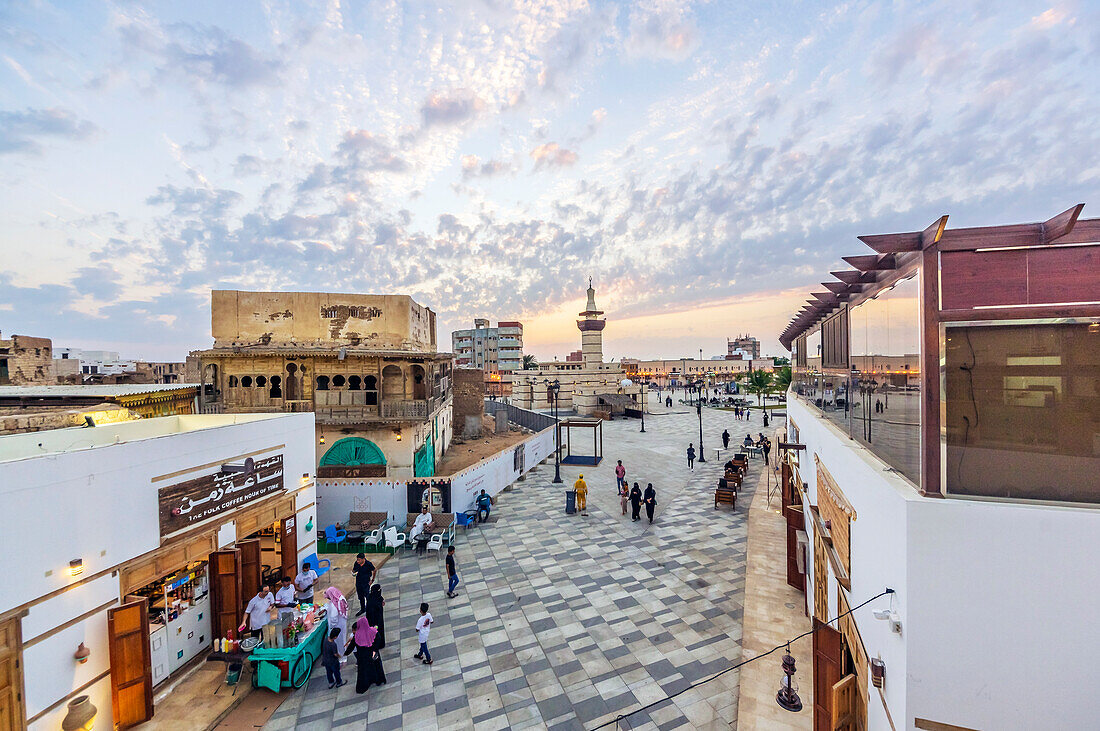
[848,275,921,484]
[945,322,1100,504]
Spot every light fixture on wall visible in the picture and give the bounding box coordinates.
[74,642,91,664]
[393,428,402,441]
[305,517,314,532]
[319,431,326,445]
[69,559,84,577]
[776,644,802,712]
[871,658,886,688]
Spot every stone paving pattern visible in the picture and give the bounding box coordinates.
[265,401,761,730]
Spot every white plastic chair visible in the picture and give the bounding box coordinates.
[426,533,444,554]
[363,529,383,548]
[383,526,406,553]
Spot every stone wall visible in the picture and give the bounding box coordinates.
[0,334,55,385]
[452,367,485,437]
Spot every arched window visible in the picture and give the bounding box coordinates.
[241,376,253,387]
[364,375,378,405]
[228,375,238,387]
[332,374,346,388]
[316,375,330,391]
[411,364,427,400]
[256,376,267,387]
[319,437,387,466]
[382,365,403,400]
[269,375,282,398]
[348,375,361,390]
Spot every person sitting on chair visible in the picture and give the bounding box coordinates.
[409,507,435,555]
[476,489,493,523]
[743,434,754,447]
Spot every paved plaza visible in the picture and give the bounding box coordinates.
[265,403,765,730]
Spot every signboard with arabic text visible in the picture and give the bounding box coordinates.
[158,455,284,536]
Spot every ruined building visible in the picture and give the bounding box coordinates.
[0,333,56,385]
[192,290,453,479]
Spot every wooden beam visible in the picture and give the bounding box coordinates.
[858,231,921,253]
[939,303,1100,322]
[812,292,838,303]
[843,254,896,271]
[822,281,851,294]
[1042,203,1084,242]
[921,215,949,249]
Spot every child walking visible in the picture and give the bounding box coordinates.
[413,602,433,665]
[322,627,347,689]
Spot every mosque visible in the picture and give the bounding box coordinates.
[510,281,646,416]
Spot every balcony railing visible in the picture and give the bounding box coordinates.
[382,399,429,419]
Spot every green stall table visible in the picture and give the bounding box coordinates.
[250,617,328,692]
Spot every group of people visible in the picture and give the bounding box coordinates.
[616,460,658,523]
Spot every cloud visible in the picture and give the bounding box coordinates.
[460,154,514,179]
[0,107,97,155]
[420,90,483,128]
[625,0,698,61]
[530,142,578,168]
[233,154,263,177]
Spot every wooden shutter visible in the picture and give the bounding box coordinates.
[108,599,154,729]
[813,532,829,620]
[210,549,242,640]
[813,619,843,731]
[0,617,25,731]
[831,674,857,730]
[280,516,298,582]
[238,539,263,611]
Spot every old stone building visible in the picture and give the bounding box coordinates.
[0,333,56,385]
[192,290,453,479]
[452,366,486,438]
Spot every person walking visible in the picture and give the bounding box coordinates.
[643,483,657,524]
[687,443,696,470]
[619,481,629,516]
[445,546,460,598]
[413,603,433,665]
[629,482,643,521]
[763,411,770,428]
[615,460,626,492]
[321,587,349,661]
[352,553,375,616]
[365,584,386,648]
[762,437,772,466]
[322,627,347,689]
[347,617,385,692]
[722,429,730,450]
[574,474,589,516]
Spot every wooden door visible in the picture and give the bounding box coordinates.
[831,674,857,730]
[280,516,298,582]
[786,506,806,592]
[813,532,829,620]
[238,539,263,609]
[0,617,24,731]
[108,599,154,729]
[210,549,242,640]
[813,619,843,731]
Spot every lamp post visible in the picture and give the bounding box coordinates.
[639,384,646,433]
[694,379,706,462]
[546,379,563,483]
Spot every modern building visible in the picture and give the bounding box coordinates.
[54,348,186,384]
[452,319,523,374]
[775,205,1100,730]
[727,334,761,360]
[512,281,645,416]
[0,333,55,385]
[192,290,453,479]
[0,411,316,730]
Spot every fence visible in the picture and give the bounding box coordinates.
[486,399,557,432]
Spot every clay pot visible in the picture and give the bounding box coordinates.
[61,695,97,730]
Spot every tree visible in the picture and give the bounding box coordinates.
[745,368,774,406]
[772,365,792,395]
[773,356,790,366]
[522,354,538,369]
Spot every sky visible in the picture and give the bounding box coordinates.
[1,1,1098,363]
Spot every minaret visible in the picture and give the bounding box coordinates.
[577,277,606,367]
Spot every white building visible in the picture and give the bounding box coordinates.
[776,206,1100,729]
[0,412,317,729]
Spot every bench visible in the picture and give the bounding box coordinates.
[405,513,456,547]
[345,511,389,548]
[715,485,736,510]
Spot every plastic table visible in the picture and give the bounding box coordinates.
[249,617,329,692]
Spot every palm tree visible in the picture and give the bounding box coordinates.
[772,365,792,395]
[745,368,774,406]
[522,354,538,369]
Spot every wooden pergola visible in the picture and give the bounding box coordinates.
[779,203,1100,497]
[557,417,604,466]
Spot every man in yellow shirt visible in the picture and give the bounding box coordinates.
[574,474,588,516]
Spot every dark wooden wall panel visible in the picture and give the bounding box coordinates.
[940,249,1027,310]
[1027,245,1100,305]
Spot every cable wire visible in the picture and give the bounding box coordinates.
[588,587,895,730]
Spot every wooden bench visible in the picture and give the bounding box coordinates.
[344,511,388,532]
[715,485,736,510]
[405,513,456,546]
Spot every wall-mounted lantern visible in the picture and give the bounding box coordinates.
[73,642,91,664]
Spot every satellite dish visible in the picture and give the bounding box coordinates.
[620,379,634,387]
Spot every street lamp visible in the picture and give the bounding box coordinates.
[545,379,563,483]
[694,379,706,462]
[640,384,646,433]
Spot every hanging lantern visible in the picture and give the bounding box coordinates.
[73,642,91,664]
[305,517,314,532]
[776,645,802,712]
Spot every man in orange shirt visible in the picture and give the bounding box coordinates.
[573,474,588,516]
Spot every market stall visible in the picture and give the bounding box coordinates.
[249,612,329,692]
